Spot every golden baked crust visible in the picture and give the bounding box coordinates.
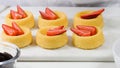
[1,27,33,48]
[38,11,68,28]
[36,26,68,49]
[74,10,104,28]
[5,11,35,29]
[72,27,104,50]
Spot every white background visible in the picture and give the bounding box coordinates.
[0,0,119,7]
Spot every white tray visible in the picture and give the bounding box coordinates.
[16,62,115,68]
[0,7,120,61]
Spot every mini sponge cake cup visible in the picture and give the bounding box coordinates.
[38,11,68,28]
[72,27,104,50]
[74,10,104,29]
[5,11,35,29]
[1,27,32,48]
[36,26,68,49]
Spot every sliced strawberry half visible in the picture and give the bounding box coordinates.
[76,25,97,35]
[49,26,64,31]
[81,8,105,19]
[17,5,27,18]
[45,7,58,20]
[12,22,24,35]
[10,10,23,19]
[71,28,91,36]
[47,29,66,36]
[2,24,18,36]
[39,11,51,20]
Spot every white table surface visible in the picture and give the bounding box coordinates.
[16,62,116,68]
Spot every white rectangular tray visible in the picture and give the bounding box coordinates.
[0,7,120,61]
[16,62,115,68]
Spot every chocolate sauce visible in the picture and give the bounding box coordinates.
[0,52,14,68]
[0,52,13,62]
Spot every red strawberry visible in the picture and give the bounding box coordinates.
[17,5,27,18]
[12,22,24,35]
[76,25,96,35]
[2,24,18,36]
[49,26,64,31]
[45,7,58,20]
[47,29,66,36]
[39,11,51,20]
[81,8,105,19]
[71,28,91,36]
[10,10,23,19]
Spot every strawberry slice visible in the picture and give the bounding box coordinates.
[47,29,66,36]
[10,10,23,19]
[12,22,24,35]
[2,24,18,36]
[71,28,91,36]
[81,8,105,19]
[39,11,51,20]
[49,26,64,31]
[76,25,96,35]
[45,7,58,20]
[17,5,27,18]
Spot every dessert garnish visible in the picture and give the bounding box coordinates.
[39,7,58,20]
[2,22,24,36]
[71,25,97,36]
[10,5,27,19]
[80,8,104,19]
[47,26,66,36]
